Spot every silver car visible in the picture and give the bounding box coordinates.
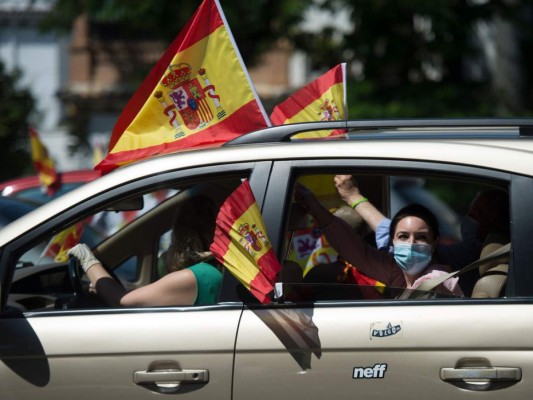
[0,119,531,399]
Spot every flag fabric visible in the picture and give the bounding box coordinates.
[210,179,281,304]
[95,0,270,174]
[29,126,59,195]
[42,223,84,263]
[270,63,347,138]
[338,259,386,294]
[92,141,106,167]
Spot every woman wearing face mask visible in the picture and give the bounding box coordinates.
[294,183,463,296]
[334,175,509,295]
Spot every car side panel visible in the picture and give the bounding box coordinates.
[0,308,241,400]
[233,303,533,399]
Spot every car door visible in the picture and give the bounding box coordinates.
[0,162,272,400]
[232,159,533,400]
[0,307,241,400]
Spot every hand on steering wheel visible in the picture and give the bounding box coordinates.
[67,255,89,302]
[67,244,100,304]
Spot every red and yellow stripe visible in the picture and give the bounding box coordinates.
[96,0,269,174]
[210,180,281,304]
[43,223,84,262]
[271,63,347,138]
[29,127,58,194]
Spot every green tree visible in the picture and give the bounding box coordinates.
[295,0,533,117]
[42,0,308,67]
[42,0,533,128]
[0,62,35,181]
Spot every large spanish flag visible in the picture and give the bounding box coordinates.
[95,0,270,174]
[270,63,347,138]
[29,126,59,195]
[210,180,281,304]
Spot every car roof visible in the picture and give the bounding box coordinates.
[1,119,532,246]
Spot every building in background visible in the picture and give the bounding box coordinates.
[0,0,76,170]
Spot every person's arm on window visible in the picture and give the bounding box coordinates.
[294,183,396,284]
[335,175,392,249]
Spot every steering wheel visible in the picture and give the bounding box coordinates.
[68,256,88,302]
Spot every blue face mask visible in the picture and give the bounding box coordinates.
[393,243,432,276]
[460,215,479,242]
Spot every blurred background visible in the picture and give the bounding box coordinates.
[1,0,532,180]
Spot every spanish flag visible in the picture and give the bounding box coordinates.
[42,223,84,263]
[210,180,281,304]
[270,63,347,138]
[29,126,59,195]
[92,141,106,168]
[95,0,270,174]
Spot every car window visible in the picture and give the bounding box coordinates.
[9,174,247,312]
[281,171,510,301]
[18,189,174,270]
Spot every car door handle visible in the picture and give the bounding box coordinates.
[133,369,209,393]
[440,367,521,391]
[441,367,521,381]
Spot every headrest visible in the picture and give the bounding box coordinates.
[479,231,510,275]
[333,206,365,233]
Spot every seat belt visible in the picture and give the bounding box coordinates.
[404,243,511,299]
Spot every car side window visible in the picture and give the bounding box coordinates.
[9,175,246,312]
[280,172,510,302]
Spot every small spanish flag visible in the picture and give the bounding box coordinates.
[42,223,84,263]
[210,180,281,304]
[29,126,59,195]
[92,141,106,168]
[95,0,270,174]
[270,63,347,138]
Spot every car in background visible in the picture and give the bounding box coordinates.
[0,169,100,204]
[0,196,40,229]
[0,119,531,399]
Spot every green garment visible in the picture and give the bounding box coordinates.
[188,261,223,305]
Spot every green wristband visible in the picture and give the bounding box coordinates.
[350,197,368,208]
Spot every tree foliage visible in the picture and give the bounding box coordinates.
[295,0,533,116]
[41,0,533,121]
[0,62,35,181]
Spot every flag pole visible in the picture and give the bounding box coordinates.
[341,62,348,119]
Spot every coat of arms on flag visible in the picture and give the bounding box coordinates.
[155,65,226,136]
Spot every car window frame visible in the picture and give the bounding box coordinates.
[261,158,533,299]
[0,161,273,313]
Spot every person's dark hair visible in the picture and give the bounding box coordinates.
[166,196,219,270]
[389,203,440,241]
